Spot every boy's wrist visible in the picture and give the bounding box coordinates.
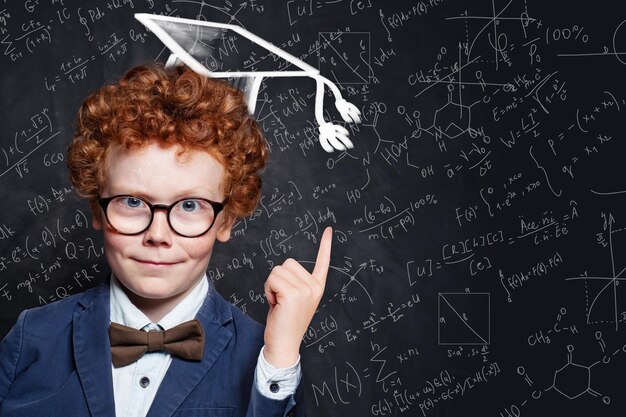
[262,345,300,369]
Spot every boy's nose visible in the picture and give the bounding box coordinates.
[142,210,173,246]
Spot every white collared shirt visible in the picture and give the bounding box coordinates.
[109,274,300,417]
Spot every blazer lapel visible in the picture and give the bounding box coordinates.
[147,284,234,417]
[73,281,116,417]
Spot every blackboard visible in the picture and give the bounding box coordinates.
[1,1,626,416]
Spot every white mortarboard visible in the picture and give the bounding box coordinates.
[135,13,361,153]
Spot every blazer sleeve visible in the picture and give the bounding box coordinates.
[0,310,26,406]
[248,377,306,417]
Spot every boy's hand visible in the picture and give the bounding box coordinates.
[262,227,332,368]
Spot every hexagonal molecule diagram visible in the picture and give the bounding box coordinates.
[548,344,609,404]
[553,361,592,400]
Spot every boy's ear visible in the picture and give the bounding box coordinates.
[91,201,103,231]
[216,213,236,242]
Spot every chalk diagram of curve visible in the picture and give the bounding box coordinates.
[565,213,625,331]
[438,292,491,345]
[411,1,539,149]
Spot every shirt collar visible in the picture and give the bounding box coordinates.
[109,274,209,330]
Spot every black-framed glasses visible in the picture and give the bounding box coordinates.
[98,195,224,238]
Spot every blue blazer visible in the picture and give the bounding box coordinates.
[0,279,304,417]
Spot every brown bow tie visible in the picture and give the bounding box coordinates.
[109,320,205,368]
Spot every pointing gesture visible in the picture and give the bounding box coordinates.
[263,227,332,368]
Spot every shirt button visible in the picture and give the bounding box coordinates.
[139,376,150,388]
[269,382,280,393]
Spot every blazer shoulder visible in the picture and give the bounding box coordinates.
[0,281,111,414]
[14,280,108,335]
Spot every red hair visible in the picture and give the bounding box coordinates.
[68,63,267,221]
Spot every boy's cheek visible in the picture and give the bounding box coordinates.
[216,217,235,242]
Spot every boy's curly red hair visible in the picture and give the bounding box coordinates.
[67,63,267,222]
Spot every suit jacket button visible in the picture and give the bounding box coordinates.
[269,382,280,393]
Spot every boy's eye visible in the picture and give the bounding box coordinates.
[120,197,145,208]
[180,199,200,212]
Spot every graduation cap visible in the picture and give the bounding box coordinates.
[135,13,361,153]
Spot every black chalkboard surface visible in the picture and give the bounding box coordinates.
[1,1,625,416]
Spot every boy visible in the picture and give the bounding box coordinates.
[0,63,331,416]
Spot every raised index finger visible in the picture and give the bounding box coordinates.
[312,226,333,284]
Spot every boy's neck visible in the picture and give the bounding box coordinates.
[121,283,198,324]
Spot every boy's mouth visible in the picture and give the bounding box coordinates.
[133,258,179,266]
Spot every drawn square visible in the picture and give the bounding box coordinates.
[438,292,490,345]
[317,32,370,84]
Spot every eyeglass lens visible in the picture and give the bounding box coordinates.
[105,196,216,236]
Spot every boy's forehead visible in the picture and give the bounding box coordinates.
[103,143,226,199]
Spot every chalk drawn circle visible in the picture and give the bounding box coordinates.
[612,19,626,65]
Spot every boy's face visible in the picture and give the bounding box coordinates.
[93,143,233,309]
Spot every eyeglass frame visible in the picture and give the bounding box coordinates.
[97,194,225,238]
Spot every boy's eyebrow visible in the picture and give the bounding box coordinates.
[104,186,223,202]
